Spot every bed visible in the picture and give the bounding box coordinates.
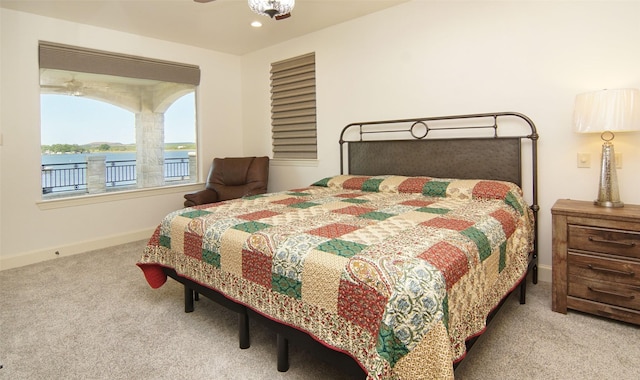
[138,112,539,379]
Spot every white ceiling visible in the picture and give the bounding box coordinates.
[0,0,408,55]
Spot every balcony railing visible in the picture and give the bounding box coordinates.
[42,157,192,194]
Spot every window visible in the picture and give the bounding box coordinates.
[270,52,317,159]
[39,42,200,198]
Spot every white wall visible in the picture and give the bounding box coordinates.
[241,1,640,281]
[0,9,243,268]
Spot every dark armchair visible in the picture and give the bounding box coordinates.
[184,156,269,208]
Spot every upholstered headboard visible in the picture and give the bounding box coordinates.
[346,137,522,186]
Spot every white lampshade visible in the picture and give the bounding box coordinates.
[573,88,640,133]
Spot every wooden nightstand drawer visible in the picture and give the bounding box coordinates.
[568,252,640,286]
[568,276,640,311]
[568,225,640,259]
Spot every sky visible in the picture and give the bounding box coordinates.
[40,92,196,145]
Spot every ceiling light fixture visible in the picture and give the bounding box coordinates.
[248,0,294,19]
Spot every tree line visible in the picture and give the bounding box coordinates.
[41,143,127,154]
[42,142,195,154]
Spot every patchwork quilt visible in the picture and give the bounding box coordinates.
[138,175,534,379]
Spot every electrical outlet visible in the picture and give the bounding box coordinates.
[577,153,590,168]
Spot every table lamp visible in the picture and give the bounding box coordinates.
[573,88,640,208]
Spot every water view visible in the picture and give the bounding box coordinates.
[41,150,195,195]
[42,150,192,165]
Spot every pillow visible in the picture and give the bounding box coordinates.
[312,175,526,214]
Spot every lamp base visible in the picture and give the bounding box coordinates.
[594,200,624,208]
[594,136,624,208]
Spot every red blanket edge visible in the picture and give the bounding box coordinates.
[136,263,168,289]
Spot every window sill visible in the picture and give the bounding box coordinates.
[36,183,204,210]
[270,159,319,167]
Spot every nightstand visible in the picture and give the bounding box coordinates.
[551,199,640,325]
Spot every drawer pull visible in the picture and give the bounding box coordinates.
[587,287,635,300]
[586,264,635,277]
[588,236,637,248]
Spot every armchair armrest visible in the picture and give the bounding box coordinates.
[184,188,219,208]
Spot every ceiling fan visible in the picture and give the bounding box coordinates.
[41,78,110,96]
[195,0,293,20]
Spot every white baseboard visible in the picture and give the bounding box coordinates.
[536,263,552,284]
[0,228,155,271]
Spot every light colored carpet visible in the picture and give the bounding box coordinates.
[1,240,638,379]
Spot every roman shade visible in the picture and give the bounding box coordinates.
[38,41,200,86]
[270,52,317,159]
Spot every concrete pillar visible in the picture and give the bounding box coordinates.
[135,112,165,188]
[87,155,106,194]
[188,152,197,182]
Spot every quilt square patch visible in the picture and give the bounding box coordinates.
[184,231,203,260]
[272,273,302,299]
[238,210,280,221]
[243,249,272,289]
[272,197,305,206]
[499,242,507,272]
[490,209,517,238]
[180,209,213,219]
[232,221,272,233]
[421,217,474,231]
[361,177,385,192]
[416,207,450,215]
[159,234,171,249]
[311,177,331,187]
[342,176,370,190]
[338,279,387,336]
[333,205,376,216]
[418,241,469,289]
[398,177,430,193]
[202,248,220,267]
[360,211,394,221]
[316,239,367,258]
[461,227,491,261]
[289,202,319,209]
[287,191,311,197]
[400,199,434,207]
[308,223,360,239]
[423,181,450,197]
[505,192,525,215]
[148,226,161,246]
[472,180,510,200]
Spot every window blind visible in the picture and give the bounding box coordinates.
[39,41,200,86]
[271,52,317,159]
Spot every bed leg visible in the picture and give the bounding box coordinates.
[533,263,538,284]
[184,286,195,313]
[519,276,527,304]
[239,309,250,349]
[194,291,200,301]
[277,333,289,372]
